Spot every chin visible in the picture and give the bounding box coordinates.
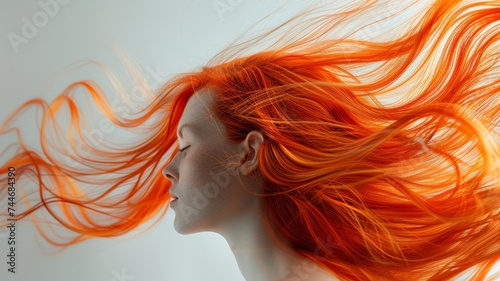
[173,216,208,235]
[173,220,194,235]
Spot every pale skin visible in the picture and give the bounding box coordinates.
[163,89,339,281]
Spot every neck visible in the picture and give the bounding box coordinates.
[216,201,338,281]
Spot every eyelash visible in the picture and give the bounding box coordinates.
[179,146,190,153]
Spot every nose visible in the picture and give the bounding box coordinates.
[162,155,179,182]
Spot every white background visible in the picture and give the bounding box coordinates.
[0,1,498,281]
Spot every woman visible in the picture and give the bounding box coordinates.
[1,0,499,280]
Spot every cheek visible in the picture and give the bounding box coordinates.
[186,159,233,212]
[174,171,233,233]
[182,144,233,189]
[177,148,228,203]
[177,147,244,225]
[176,139,254,232]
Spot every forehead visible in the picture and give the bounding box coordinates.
[178,89,218,131]
[179,90,215,123]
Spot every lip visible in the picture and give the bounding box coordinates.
[169,188,179,206]
[169,193,179,203]
[170,197,179,208]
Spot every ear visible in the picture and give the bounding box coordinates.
[239,131,264,176]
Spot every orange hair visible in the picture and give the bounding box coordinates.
[1,0,499,280]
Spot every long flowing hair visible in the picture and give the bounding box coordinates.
[1,0,499,280]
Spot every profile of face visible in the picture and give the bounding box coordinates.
[162,89,264,235]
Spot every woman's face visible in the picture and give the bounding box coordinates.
[162,89,263,235]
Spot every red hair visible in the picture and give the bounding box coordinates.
[1,0,499,280]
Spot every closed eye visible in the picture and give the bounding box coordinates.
[179,145,190,153]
